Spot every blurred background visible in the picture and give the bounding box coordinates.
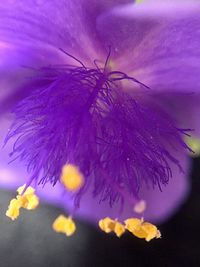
[0,157,199,267]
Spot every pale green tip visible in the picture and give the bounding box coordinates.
[135,0,144,4]
[185,135,200,157]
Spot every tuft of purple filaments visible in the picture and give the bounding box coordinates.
[5,56,191,207]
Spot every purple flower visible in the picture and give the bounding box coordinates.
[0,0,200,234]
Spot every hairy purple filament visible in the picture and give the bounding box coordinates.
[5,57,191,207]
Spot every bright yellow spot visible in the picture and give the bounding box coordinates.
[134,200,146,214]
[61,164,84,191]
[125,218,161,242]
[52,215,76,236]
[99,217,125,238]
[17,193,39,210]
[186,136,200,157]
[6,184,39,220]
[17,184,39,210]
[114,221,126,237]
[136,0,144,3]
[17,184,35,195]
[99,217,116,233]
[6,199,21,220]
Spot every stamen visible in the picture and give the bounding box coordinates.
[6,184,39,220]
[6,199,21,220]
[52,215,76,236]
[17,184,39,210]
[125,218,161,242]
[99,217,116,233]
[61,164,84,192]
[99,217,125,237]
[114,221,126,238]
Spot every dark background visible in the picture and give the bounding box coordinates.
[0,157,200,267]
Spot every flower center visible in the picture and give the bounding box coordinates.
[5,54,190,209]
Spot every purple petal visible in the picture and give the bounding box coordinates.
[0,0,98,109]
[0,0,132,61]
[97,1,200,92]
[0,1,93,57]
[139,152,191,223]
[0,0,132,112]
[0,44,66,114]
[148,92,200,138]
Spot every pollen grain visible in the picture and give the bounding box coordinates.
[125,218,161,242]
[52,215,76,236]
[61,164,84,191]
[6,198,21,220]
[6,184,39,220]
[17,184,39,210]
[99,217,125,238]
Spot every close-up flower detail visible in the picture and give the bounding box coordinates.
[52,214,76,236]
[6,184,39,220]
[0,0,200,243]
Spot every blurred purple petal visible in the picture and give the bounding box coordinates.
[97,1,200,92]
[149,92,200,138]
[0,44,67,113]
[0,0,132,61]
[0,0,95,57]
[139,152,190,223]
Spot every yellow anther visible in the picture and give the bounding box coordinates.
[6,184,39,221]
[99,217,125,238]
[134,200,146,214]
[125,218,142,231]
[17,184,39,210]
[114,221,126,238]
[17,184,35,195]
[125,218,161,242]
[17,194,39,210]
[6,198,21,220]
[99,217,115,233]
[52,215,76,236]
[61,164,84,191]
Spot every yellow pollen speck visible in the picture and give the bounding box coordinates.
[17,184,35,195]
[99,217,115,233]
[17,194,39,210]
[125,218,161,242]
[6,184,39,220]
[99,217,125,238]
[52,215,76,236]
[134,200,146,214]
[114,221,126,237]
[61,164,84,191]
[6,198,21,220]
[17,184,39,210]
